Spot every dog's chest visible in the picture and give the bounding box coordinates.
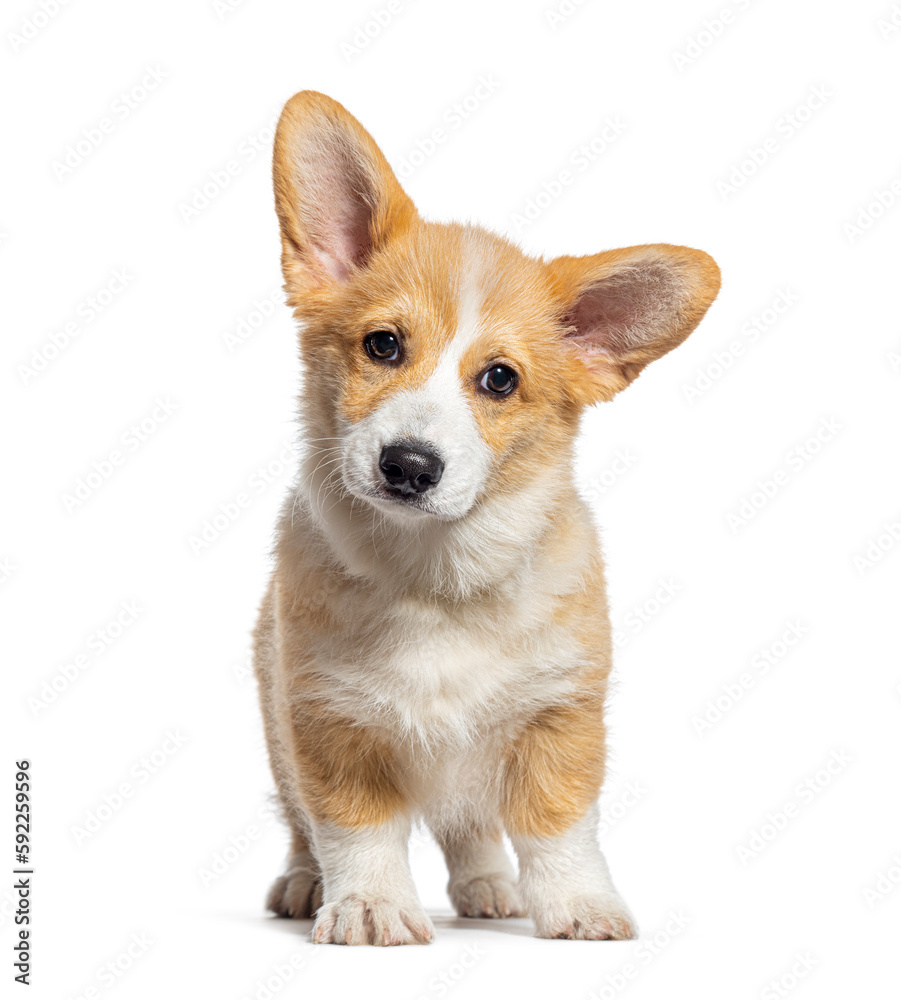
[304,579,583,740]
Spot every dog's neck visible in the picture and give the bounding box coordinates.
[284,449,584,604]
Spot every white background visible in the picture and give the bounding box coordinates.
[3,0,900,997]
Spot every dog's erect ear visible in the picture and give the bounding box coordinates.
[272,91,416,291]
[547,244,721,402]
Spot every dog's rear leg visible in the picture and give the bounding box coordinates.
[266,824,323,919]
[434,823,525,918]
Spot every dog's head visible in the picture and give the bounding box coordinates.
[273,92,720,524]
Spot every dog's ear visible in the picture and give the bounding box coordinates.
[547,244,721,402]
[272,91,417,291]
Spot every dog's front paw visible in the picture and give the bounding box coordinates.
[312,895,434,945]
[450,873,525,918]
[532,894,637,940]
[266,856,323,919]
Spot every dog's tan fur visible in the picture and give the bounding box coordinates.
[253,91,720,944]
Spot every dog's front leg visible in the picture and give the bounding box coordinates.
[310,815,433,945]
[503,699,637,940]
[286,706,432,945]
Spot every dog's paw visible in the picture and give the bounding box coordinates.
[312,895,434,945]
[532,894,637,940]
[266,857,323,919]
[450,873,525,918]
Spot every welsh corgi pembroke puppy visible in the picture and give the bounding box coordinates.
[254,91,720,946]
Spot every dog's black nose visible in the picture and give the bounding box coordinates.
[379,443,444,494]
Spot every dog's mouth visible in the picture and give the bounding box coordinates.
[363,484,442,518]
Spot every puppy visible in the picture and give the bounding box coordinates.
[253,91,720,945]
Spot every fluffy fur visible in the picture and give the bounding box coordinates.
[253,91,720,945]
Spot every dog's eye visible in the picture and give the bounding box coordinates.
[364,331,400,362]
[480,364,517,396]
